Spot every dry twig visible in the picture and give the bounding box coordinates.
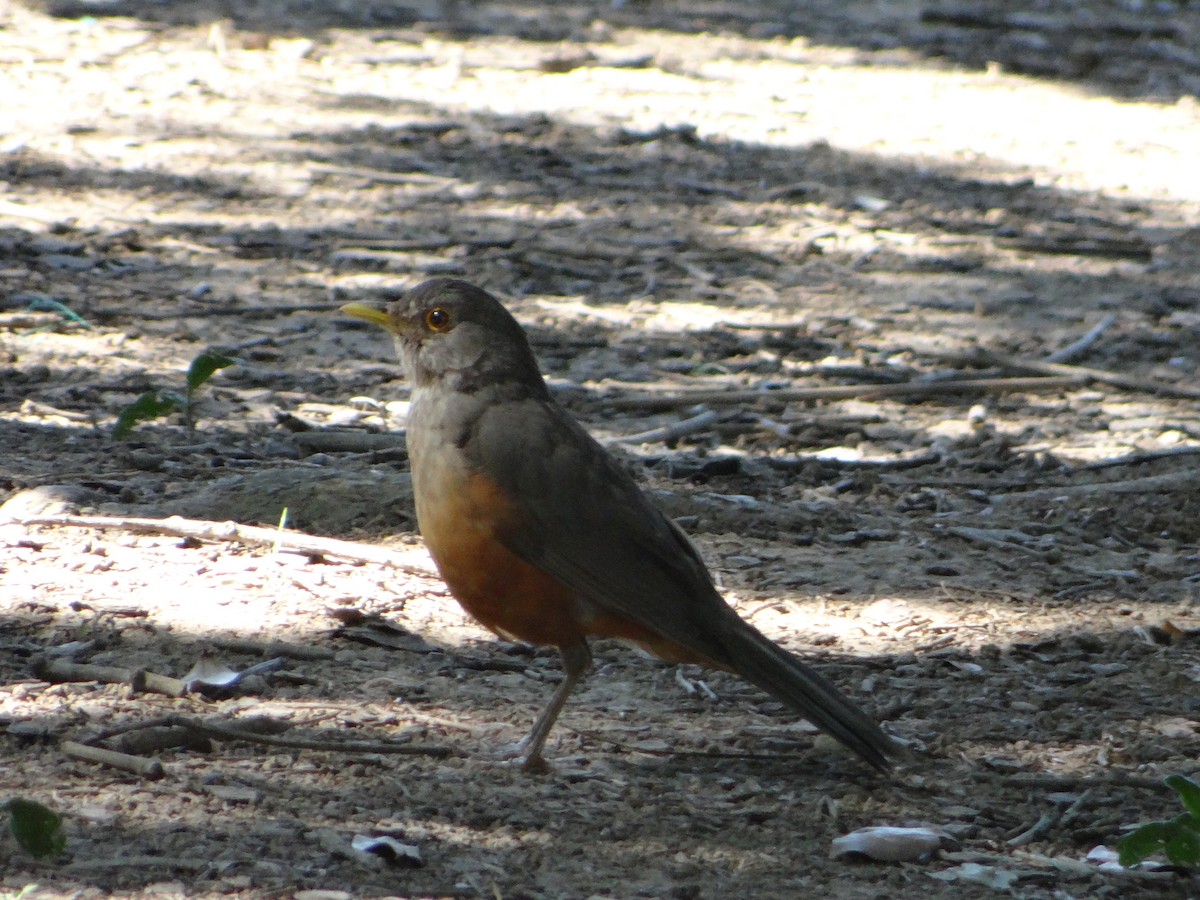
[990,470,1196,502]
[291,431,408,454]
[610,408,721,445]
[608,376,1082,411]
[1074,445,1200,472]
[17,513,437,576]
[80,714,459,759]
[1044,313,1118,364]
[62,740,165,779]
[946,348,1200,400]
[33,657,187,697]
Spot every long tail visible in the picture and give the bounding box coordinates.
[720,622,898,771]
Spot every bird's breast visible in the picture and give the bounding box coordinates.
[409,423,587,647]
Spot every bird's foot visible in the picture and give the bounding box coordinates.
[486,739,553,774]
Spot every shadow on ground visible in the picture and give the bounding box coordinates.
[1,592,1198,896]
[22,0,1200,102]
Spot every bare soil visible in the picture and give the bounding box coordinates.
[2,0,1200,897]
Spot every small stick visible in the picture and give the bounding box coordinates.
[921,7,1177,38]
[309,162,450,185]
[130,669,188,698]
[83,716,183,745]
[291,431,408,454]
[1044,313,1117,364]
[1006,809,1062,847]
[117,725,212,755]
[17,514,437,577]
[724,319,812,332]
[62,740,165,779]
[81,714,458,758]
[1007,787,1096,847]
[33,658,132,685]
[1001,236,1153,261]
[82,714,290,746]
[0,313,69,330]
[65,856,205,872]
[1059,788,1096,827]
[611,409,720,445]
[1073,445,1200,472]
[107,303,338,321]
[214,331,311,354]
[990,470,1196,503]
[946,526,1046,557]
[949,348,1200,400]
[607,375,1082,411]
[33,658,187,697]
[989,771,1170,791]
[165,715,459,758]
[335,237,457,252]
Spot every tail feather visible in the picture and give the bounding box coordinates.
[722,623,897,771]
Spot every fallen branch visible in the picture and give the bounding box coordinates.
[32,657,187,698]
[117,725,213,755]
[62,740,165,779]
[1001,236,1152,262]
[1073,445,1200,472]
[144,715,458,758]
[110,303,337,321]
[945,348,1200,400]
[990,470,1196,503]
[82,714,289,746]
[291,431,408,455]
[17,513,437,577]
[607,376,1082,411]
[0,312,68,331]
[920,7,1179,39]
[724,319,810,331]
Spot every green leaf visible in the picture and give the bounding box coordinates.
[186,352,235,395]
[1166,775,1200,823]
[1118,820,1174,867]
[1164,821,1200,868]
[1119,814,1200,868]
[8,798,66,858]
[113,391,182,439]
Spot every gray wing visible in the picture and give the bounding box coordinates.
[464,397,740,663]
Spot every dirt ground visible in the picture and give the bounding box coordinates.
[2,0,1200,897]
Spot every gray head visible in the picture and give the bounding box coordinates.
[342,278,549,397]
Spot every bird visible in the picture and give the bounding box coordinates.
[340,278,899,772]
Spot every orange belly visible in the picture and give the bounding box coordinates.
[415,459,716,664]
[415,463,584,646]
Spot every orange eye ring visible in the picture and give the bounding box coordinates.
[424,306,452,332]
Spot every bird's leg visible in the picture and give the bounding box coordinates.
[519,639,592,772]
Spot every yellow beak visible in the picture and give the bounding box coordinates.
[338,302,393,330]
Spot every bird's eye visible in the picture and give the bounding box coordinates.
[424,307,452,332]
